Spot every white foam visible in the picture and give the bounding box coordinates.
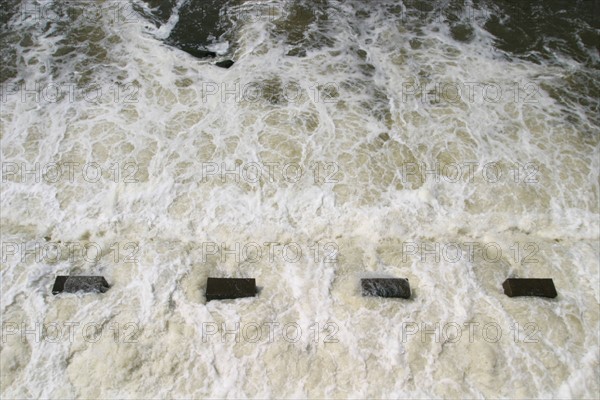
[1,0,598,398]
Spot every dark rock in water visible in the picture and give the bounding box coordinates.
[502,278,557,298]
[206,278,256,301]
[450,23,475,42]
[361,278,411,299]
[215,60,234,69]
[52,276,110,295]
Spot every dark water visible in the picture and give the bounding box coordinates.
[139,0,598,125]
[3,1,598,71]
[0,0,22,81]
[161,0,232,58]
[483,0,598,62]
[150,0,599,61]
[479,0,599,125]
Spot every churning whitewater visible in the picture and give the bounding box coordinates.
[1,0,599,398]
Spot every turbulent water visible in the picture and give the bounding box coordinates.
[1,0,599,398]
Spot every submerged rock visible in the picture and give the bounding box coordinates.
[215,59,234,68]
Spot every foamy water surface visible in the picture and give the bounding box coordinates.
[1,0,599,398]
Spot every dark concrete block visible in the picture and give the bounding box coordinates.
[206,278,256,301]
[502,278,557,298]
[52,276,110,295]
[361,278,411,299]
[215,60,234,69]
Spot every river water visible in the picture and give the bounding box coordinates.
[1,0,598,398]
